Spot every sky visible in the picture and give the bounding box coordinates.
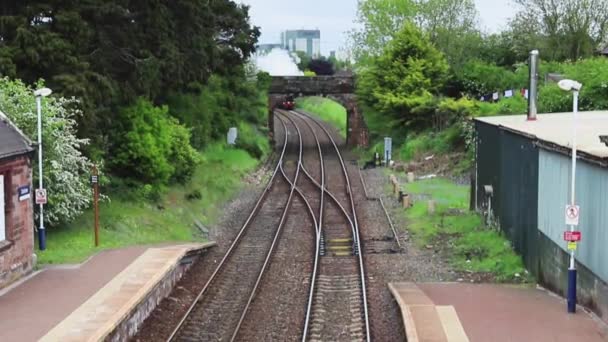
[237,0,518,56]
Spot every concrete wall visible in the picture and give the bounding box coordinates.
[106,252,203,342]
[0,155,34,289]
[538,232,608,322]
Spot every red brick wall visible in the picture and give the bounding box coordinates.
[0,155,34,289]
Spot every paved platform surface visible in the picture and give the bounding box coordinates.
[0,246,147,342]
[0,243,209,342]
[391,282,608,342]
[40,243,212,342]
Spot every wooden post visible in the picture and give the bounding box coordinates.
[402,194,411,208]
[91,165,100,247]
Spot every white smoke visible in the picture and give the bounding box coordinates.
[254,48,303,76]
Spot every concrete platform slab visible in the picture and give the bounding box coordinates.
[40,242,214,342]
[393,282,608,342]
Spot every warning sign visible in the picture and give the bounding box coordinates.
[563,231,582,242]
[567,242,577,251]
[565,205,580,226]
[35,188,47,205]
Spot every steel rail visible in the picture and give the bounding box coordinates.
[278,111,325,342]
[293,110,372,342]
[229,111,307,341]
[166,108,291,342]
[358,167,402,249]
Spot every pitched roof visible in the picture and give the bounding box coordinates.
[0,110,34,160]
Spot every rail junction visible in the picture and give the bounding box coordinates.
[167,110,375,341]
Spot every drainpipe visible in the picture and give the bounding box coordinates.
[527,50,539,121]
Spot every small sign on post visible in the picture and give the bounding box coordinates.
[563,231,582,242]
[35,188,47,205]
[565,204,580,226]
[567,242,578,251]
[227,127,238,145]
[384,137,392,166]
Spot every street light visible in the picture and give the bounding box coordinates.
[34,87,52,251]
[558,79,582,314]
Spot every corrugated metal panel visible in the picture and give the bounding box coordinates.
[475,121,501,211]
[498,130,539,274]
[538,149,608,283]
[475,123,539,274]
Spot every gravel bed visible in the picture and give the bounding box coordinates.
[348,162,458,342]
[131,159,275,341]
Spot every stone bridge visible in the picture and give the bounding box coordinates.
[268,76,369,147]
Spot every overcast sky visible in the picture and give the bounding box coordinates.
[237,0,518,56]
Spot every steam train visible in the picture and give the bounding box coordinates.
[279,95,295,110]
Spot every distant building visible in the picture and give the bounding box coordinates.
[281,30,321,58]
[330,51,336,59]
[0,110,35,289]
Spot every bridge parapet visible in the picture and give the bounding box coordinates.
[269,76,355,95]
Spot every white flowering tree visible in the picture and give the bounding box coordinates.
[0,77,94,226]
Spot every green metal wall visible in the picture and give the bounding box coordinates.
[538,149,608,283]
[475,122,539,274]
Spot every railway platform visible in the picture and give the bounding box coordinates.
[390,282,608,342]
[0,242,214,342]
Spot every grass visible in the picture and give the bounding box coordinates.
[37,142,264,265]
[401,177,528,282]
[296,96,347,138]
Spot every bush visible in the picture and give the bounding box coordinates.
[111,98,199,186]
[0,78,94,226]
[235,122,270,159]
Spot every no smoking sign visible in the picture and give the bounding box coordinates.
[565,204,580,226]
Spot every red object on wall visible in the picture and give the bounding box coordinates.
[564,231,582,242]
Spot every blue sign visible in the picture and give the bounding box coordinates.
[18,186,30,201]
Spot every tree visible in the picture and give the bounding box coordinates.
[358,23,449,129]
[0,78,94,226]
[0,0,260,149]
[349,0,417,63]
[510,0,608,61]
[414,0,481,69]
[349,0,481,69]
[308,59,335,75]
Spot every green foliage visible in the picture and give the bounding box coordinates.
[303,70,317,77]
[0,0,260,151]
[0,78,93,227]
[111,98,198,186]
[455,60,525,96]
[358,22,449,130]
[235,122,271,159]
[38,141,262,264]
[167,72,268,149]
[402,178,527,281]
[296,97,347,138]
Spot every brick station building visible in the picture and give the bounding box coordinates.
[0,111,35,289]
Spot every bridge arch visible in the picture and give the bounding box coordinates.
[268,76,369,147]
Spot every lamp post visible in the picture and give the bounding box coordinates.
[558,79,582,313]
[34,87,52,251]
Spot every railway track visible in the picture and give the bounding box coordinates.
[290,110,371,342]
[167,109,370,341]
